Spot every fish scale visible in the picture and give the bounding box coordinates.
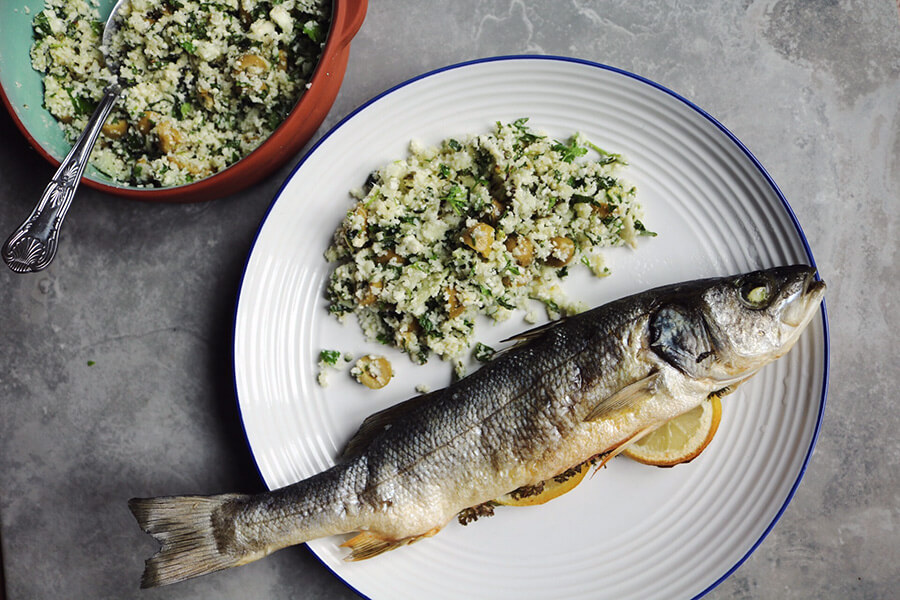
[129,265,825,588]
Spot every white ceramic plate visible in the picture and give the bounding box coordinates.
[233,56,829,600]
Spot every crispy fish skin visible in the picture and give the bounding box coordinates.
[129,265,825,587]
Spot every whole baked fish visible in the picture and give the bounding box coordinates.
[130,265,825,587]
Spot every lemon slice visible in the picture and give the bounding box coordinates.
[622,394,722,467]
[495,461,591,506]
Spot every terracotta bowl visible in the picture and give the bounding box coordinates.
[0,0,367,203]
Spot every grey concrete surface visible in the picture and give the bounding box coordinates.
[1,1,898,598]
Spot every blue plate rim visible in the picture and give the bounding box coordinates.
[231,53,830,600]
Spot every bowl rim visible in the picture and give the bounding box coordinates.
[0,0,366,202]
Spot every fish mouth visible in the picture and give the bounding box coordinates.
[781,269,826,328]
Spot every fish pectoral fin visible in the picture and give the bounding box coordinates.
[500,316,567,344]
[341,528,440,561]
[340,390,443,459]
[492,316,569,358]
[584,371,661,422]
[341,532,407,561]
[592,426,657,473]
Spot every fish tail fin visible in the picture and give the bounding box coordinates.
[128,494,256,588]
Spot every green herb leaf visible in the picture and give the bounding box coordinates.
[473,342,495,363]
[551,140,588,163]
[511,117,542,144]
[363,189,382,207]
[33,12,52,38]
[179,40,197,55]
[443,184,467,215]
[319,349,341,366]
[418,315,437,336]
[64,88,95,116]
[327,302,351,315]
[585,140,624,164]
[502,260,520,276]
[302,20,324,43]
[634,220,657,237]
[496,297,515,310]
[448,139,462,151]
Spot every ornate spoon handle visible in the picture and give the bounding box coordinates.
[2,84,122,273]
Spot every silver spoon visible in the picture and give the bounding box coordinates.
[2,0,130,273]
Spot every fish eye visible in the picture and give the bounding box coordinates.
[737,276,772,308]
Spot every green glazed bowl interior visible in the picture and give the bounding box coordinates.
[0,0,116,182]
[0,0,366,201]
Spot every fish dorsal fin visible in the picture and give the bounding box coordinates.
[339,390,442,459]
[584,371,660,422]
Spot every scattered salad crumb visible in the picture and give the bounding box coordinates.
[316,349,351,388]
[472,342,496,363]
[351,355,393,390]
[452,359,466,380]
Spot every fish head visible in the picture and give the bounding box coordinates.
[648,265,825,385]
[697,265,826,381]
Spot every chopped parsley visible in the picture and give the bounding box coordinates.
[33,12,52,38]
[510,117,543,144]
[302,20,324,43]
[418,315,438,336]
[635,220,657,237]
[319,349,342,366]
[443,184,467,215]
[551,139,589,163]
[64,88,95,116]
[496,297,516,310]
